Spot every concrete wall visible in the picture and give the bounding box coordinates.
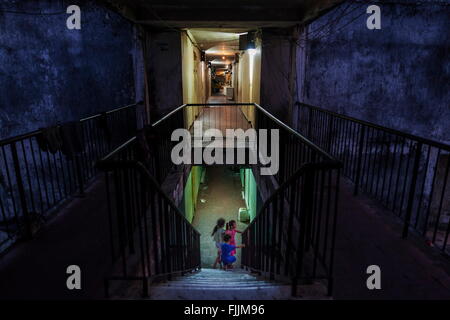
[260,28,295,124]
[297,1,450,144]
[144,29,183,122]
[0,0,137,139]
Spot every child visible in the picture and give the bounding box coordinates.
[211,218,226,269]
[225,220,242,256]
[221,233,245,270]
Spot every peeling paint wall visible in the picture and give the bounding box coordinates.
[297,1,450,144]
[0,0,137,139]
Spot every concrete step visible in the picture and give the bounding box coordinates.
[149,285,294,300]
[180,275,260,280]
[146,268,328,300]
[163,283,280,288]
[167,279,264,284]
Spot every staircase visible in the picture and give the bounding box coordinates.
[147,268,328,300]
[98,102,341,300]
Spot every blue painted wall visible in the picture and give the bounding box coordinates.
[0,0,136,139]
[297,0,450,144]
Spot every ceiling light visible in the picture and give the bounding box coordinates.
[248,49,257,56]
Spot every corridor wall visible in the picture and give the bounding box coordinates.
[240,168,257,221]
[181,31,207,129]
[183,166,205,223]
[236,37,261,127]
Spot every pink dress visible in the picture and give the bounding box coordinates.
[225,229,237,256]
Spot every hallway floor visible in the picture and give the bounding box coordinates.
[207,93,228,103]
[192,166,248,268]
[0,178,110,299]
[333,178,450,300]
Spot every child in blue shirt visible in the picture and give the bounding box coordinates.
[221,234,245,269]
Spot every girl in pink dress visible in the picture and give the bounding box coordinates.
[225,220,242,256]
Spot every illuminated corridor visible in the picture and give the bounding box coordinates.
[191,166,249,268]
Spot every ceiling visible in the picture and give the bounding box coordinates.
[188,29,243,67]
[102,0,343,67]
[103,0,343,29]
[188,29,244,51]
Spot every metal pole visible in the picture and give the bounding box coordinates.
[354,125,366,195]
[402,142,422,238]
[11,142,32,239]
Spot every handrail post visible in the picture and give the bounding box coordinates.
[327,115,333,151]
[354,125,366,195]
[74,154,85,196]
[402,142,422,239]
[292,169,315,296]
[10,142,32,239]
[307,106,313,137]
[303,170,315,252]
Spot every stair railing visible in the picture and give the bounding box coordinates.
[239,104,342,297]
[297,102,450,255]
[123,102,342,297]
[0,102,142,255]
[97,138,201,298]
[242,161,341,297]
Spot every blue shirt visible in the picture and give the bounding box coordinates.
[221,243,236,260]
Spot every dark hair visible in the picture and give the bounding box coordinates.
[226,220,236,230]
[223,234,231,242]
[211,218,226,236]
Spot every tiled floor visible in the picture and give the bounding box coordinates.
[191,166,249,268]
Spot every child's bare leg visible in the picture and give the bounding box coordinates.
[213,251,221,269]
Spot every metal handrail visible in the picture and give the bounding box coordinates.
[80,101,142,122]
[245,160,342,230]
[152,104,187,127]
[254,103,339,162]
[297,101,450,253]
[151,102,339,164]
[96,158,200,236]
[0,102,140,253]
[241,158,341,296]
[97,150,201,297]
[297,102,450,150]
[0,101,142,145]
